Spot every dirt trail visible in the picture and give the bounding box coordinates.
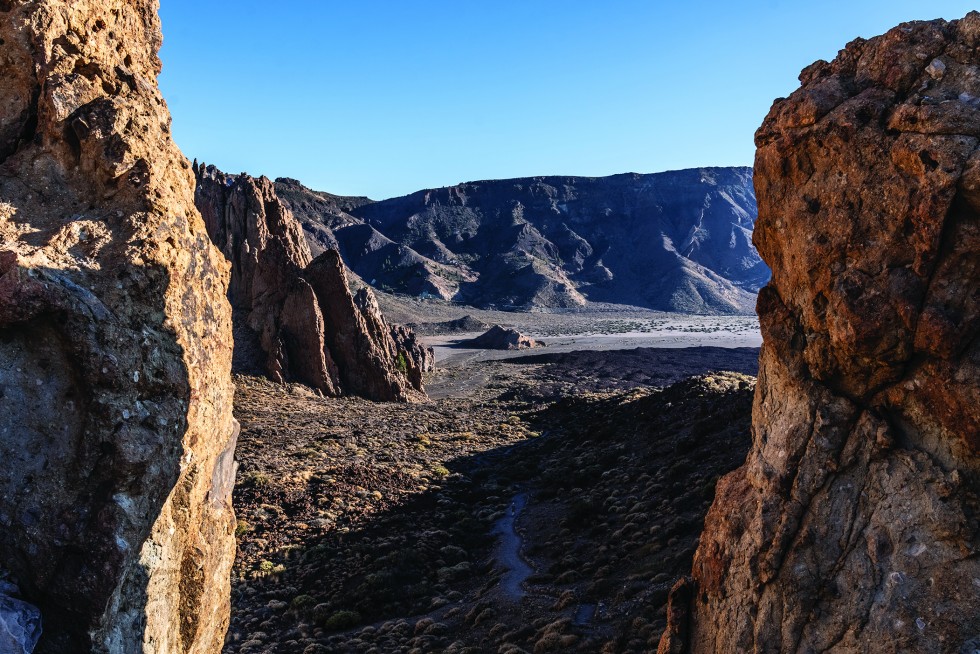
[492,492,533,602]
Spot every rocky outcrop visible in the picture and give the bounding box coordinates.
[0,1,237,652]
[281,168,766,313]
[463,325,544,350]
[194,165,431,401]
[408,315,492,336]
[662,13,980,654]
[373,294,435,390]
[194,165,319,384]
[0,576,41,654]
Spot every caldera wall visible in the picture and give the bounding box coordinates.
[0,1,236,652]
[661,13,980,654]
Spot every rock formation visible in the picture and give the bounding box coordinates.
[462,325,544,350]
[661,13,980,654]
[194,164,432,401]
[0,1,237,652]
[277,168,766,314]
[408,315,492,336]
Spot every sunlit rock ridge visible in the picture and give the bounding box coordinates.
[194,164,432,401]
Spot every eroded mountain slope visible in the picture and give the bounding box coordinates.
[276,168,766,313]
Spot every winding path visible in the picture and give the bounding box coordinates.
[492,492,533,601]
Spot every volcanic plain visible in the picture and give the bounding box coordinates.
[225,311,759,653]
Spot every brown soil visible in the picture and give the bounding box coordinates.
[225,346,757,653]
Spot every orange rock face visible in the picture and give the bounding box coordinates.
[0,1,236,652]
[662,13,980,654]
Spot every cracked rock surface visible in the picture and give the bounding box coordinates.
[194,164,432,402]
[0,1,237,652]
[661,13,980,654]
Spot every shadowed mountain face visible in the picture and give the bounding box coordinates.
[276,167,767,314]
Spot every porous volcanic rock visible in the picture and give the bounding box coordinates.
[0,576,41,654]
[463,325,544,350]
[661,13,980,654]
[194,164,431,401]
[0,1,237,652]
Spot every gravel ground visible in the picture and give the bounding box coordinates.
[224,338,758,654]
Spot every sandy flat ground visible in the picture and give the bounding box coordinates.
[428,316,762,367]
[376,290,762,366]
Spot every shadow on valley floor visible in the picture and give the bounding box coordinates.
[425,346,759,402]
[499,346,760,400]
[225,349,756,653]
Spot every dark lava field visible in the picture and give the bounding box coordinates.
[226,346,758,654]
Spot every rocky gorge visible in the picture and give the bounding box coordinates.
[0,3,978,654]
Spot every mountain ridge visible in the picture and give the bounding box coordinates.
[275,166,767,314]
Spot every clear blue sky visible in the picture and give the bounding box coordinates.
[159,1,976,200]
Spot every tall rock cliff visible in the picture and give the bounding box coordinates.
[0,1,237,652]
[194,164,431,401]
[661,14,980,654]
